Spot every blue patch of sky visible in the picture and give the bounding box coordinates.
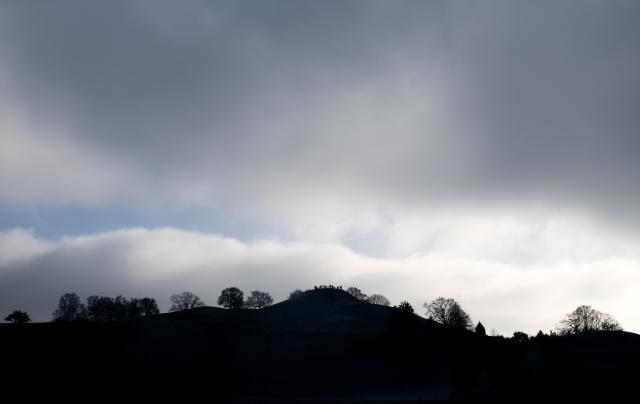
[0,204,269,242]
[0,205,388,257]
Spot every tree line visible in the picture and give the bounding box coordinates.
[51,293,160,322]
[3,286,624,338]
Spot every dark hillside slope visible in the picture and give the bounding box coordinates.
[1,289,639,401]
[256,288,428,333]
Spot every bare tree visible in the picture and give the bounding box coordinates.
[169,291,205,312]
[53,292,86,321]
[366,294,390,306]
[424,297,472,330]
[245,290,274,309]
[5,310,31,324]
[346,287,367,301]
[558,305,622,334]
[217,287,244,310]
[600,313,623,331]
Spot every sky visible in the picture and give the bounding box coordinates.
[1,0,640,335]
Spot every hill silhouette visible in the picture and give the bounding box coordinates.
[169,288,427,333]
[2,289,639,401]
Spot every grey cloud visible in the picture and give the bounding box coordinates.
[2,1,640,234]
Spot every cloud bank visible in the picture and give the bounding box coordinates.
[1,225,638,335]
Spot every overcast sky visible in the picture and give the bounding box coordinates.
[1,0,640,334]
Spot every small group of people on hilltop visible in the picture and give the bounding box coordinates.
[313,285,342,290]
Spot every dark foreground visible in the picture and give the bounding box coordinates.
[2,289,639,401]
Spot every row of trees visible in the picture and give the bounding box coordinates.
[52,293,160,322]
[420,296,623,337]
[41,289,273,322]
[476,305,622,340]
[345,287,391,306]
[168,288,274,312]
[4,288,624,335]
[424,298,623,339]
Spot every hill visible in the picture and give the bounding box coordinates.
[1,289,639,401]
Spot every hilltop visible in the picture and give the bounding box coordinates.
[165,287,429,333]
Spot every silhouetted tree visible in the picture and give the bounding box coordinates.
[288,289,304,299]
[397,301,414,314]
[86,295,116,321]
[137,297,160,315]
[245,290,273,309]
[424,297,472,330]
[346,287,367,301]
[5,310,31,324]
[169,291,205,312]
[53,292,86,321]
[112,295,129,318]
[475,321,486,336]
[86,295,159,320]
[126,297,154,317]
[366,294,390,306]
[533,330,549,342]
[558,305,622,334]
[127,298,143,317]
[217,287,244,309]
[512,331,529,343]
[388,301,419,341]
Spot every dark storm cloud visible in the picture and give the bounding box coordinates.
[440,2,640,204]
[0,1,444,168]
[3,0,640,228]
